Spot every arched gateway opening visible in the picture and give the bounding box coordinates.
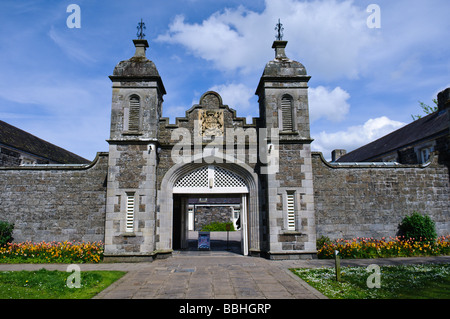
[158,160,260,256]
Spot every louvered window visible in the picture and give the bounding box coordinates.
[126,193,135,232]
[287,192,295,230]
[128,95,140,132]
[281,96,293,132]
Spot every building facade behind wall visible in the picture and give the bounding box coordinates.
[0,120,89,167]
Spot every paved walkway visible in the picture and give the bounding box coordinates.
[1,252,448,299]
[94,252,326,299]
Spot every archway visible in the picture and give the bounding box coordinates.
[172,194,245,254]
[158,158,259,256]
[172,165,249,254]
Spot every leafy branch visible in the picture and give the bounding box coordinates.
[411,99,438,120]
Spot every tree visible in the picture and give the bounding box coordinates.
[411,99,438,120]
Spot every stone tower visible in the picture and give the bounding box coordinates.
[104,38,166,261]
[256,39,316,259]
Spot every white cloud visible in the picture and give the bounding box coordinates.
[157,0,377,79]
[208,83,255,114]
[309,86,350,122]
[312,116,406,160]
[157,10,266,74]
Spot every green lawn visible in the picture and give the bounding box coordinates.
[0,268,126,299]
[291,263,450,299]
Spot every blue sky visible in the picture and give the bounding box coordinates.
[0,0,449,161]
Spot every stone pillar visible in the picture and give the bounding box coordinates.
[256,40,316,259]
[104,38,166,261]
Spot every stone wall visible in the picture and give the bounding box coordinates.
[312,152,449,240]
[194,206,233,231]
[0,153,108,243]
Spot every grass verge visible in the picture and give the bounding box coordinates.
[291,263,450,299]
[0,269,126,299]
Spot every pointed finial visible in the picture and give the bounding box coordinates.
[275,19,284,41]
[137,19,146,39]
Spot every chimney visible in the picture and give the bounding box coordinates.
[437,87,450,112]
[332,149,347,162]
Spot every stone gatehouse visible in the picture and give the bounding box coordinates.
[0,36,448,261]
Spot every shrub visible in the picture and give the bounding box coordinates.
[397,212,437,242]
[0,221,14,246]
[201,221,235,232]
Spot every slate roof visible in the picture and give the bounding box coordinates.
[336,110,449,162]
[0,120,90,164]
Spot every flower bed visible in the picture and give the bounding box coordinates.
[0,241,104,263]
[318,235,450,259]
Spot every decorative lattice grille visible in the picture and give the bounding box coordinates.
[174,166,209,188]
[213,166,247,188]
[173,165,247,190]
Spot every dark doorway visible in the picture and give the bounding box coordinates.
[172,195,183,250]
[172,194,244,254]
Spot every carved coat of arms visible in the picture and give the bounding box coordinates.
[199,110,224,137]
